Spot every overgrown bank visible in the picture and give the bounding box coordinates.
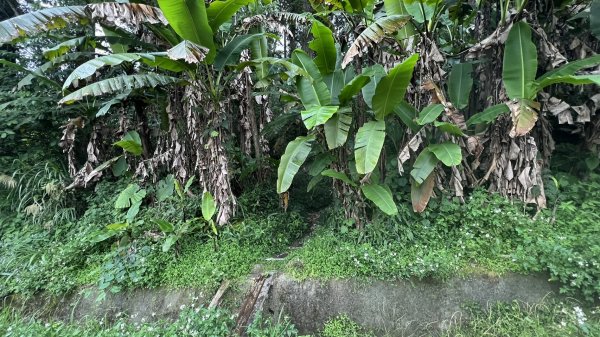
[1,168,599,302]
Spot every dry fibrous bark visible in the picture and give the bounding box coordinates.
[183,82,236,225]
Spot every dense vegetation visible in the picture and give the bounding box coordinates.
[1,0,600,335]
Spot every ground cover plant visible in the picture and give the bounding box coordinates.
[1,301,598,336]
[285,170,600,302]
[0,307,301,337]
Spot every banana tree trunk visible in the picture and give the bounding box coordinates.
[183,82,236,225]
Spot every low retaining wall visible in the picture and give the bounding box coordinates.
[2,272,560,335]
[265,273,560,336]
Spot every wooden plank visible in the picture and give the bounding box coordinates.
[234,273,274,336]
[208,280,230,309]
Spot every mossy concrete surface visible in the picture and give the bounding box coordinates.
[3,287,213,323]
[264,272,560,336]
[2,272,560,335]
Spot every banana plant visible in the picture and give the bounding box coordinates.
[275,18,421,217]
[0,0,276,226]
[0,1,271,109]
[467,21,600,135]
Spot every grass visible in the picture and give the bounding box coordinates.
[283,190,528,282]
[0,306,299,337]
[1,301,598,337]
[1,169,599,336]
[443,301,600,337]
[282,176,600,302]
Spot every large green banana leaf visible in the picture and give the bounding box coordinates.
[372,53,418,120]
[410,149,438,184]
[448,63,473,109]
[206,0,253,32]
[277,135,315,193]
[157,0,216,62]
[324,108,352,149]
[467,103,510,125]
[309,20,336,75]
[292,49,322,81]
[324,70,345,104]
[301,105,339,130]
[502,21,537,100]
[321,169,357,187]
[354,120,386,175]
[537,55,600,81]
[361,183,398,215]
[250,30,269,80]
[428,143,462,166]
[215,33,265,70]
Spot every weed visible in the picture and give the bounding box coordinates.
[321,314,374,337]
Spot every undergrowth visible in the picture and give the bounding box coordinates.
[0,181,308,297]
[1,162,599,305]
[444,301,600,336]
[319,301,600,337]
[0,307,300,337]
[285,172,600,301]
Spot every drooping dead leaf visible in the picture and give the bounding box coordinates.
[167,40,208,64]
[341,15,411,68]
[466,136,483,157]
[86,3,168,28]
[397,130,424,175]
[573,105,591,123]
[535,27,567,68]
[508,140,520,160]
[411,173,435,213]
[589,93,600,111]
[466,23,512,58]
[507,100,539,137]
[242,12,309,29]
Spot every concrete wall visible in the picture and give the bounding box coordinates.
[264,273,560,336]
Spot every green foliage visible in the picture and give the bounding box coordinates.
[417,104,444,125]
[207,0,253,32]
[410,149,438,184]
[0,307,288,337]
[443,301,600,336]
[114,183,146,222]
[354,120,385,175]
[157,0,216,61]
[428,143,462,167]
[360,183,397,216]
[162,211,307,289]
[467,103,510,125]
[512,172,600,301]
[277,135,315,193]
[321,314,374,337]
[308,20,336,75]
[372,54,418,120]
[447,62,473,109]
[323,108,352,149]
[247,312,299,337]
[503,21,538,100]
[215,33,266,70]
